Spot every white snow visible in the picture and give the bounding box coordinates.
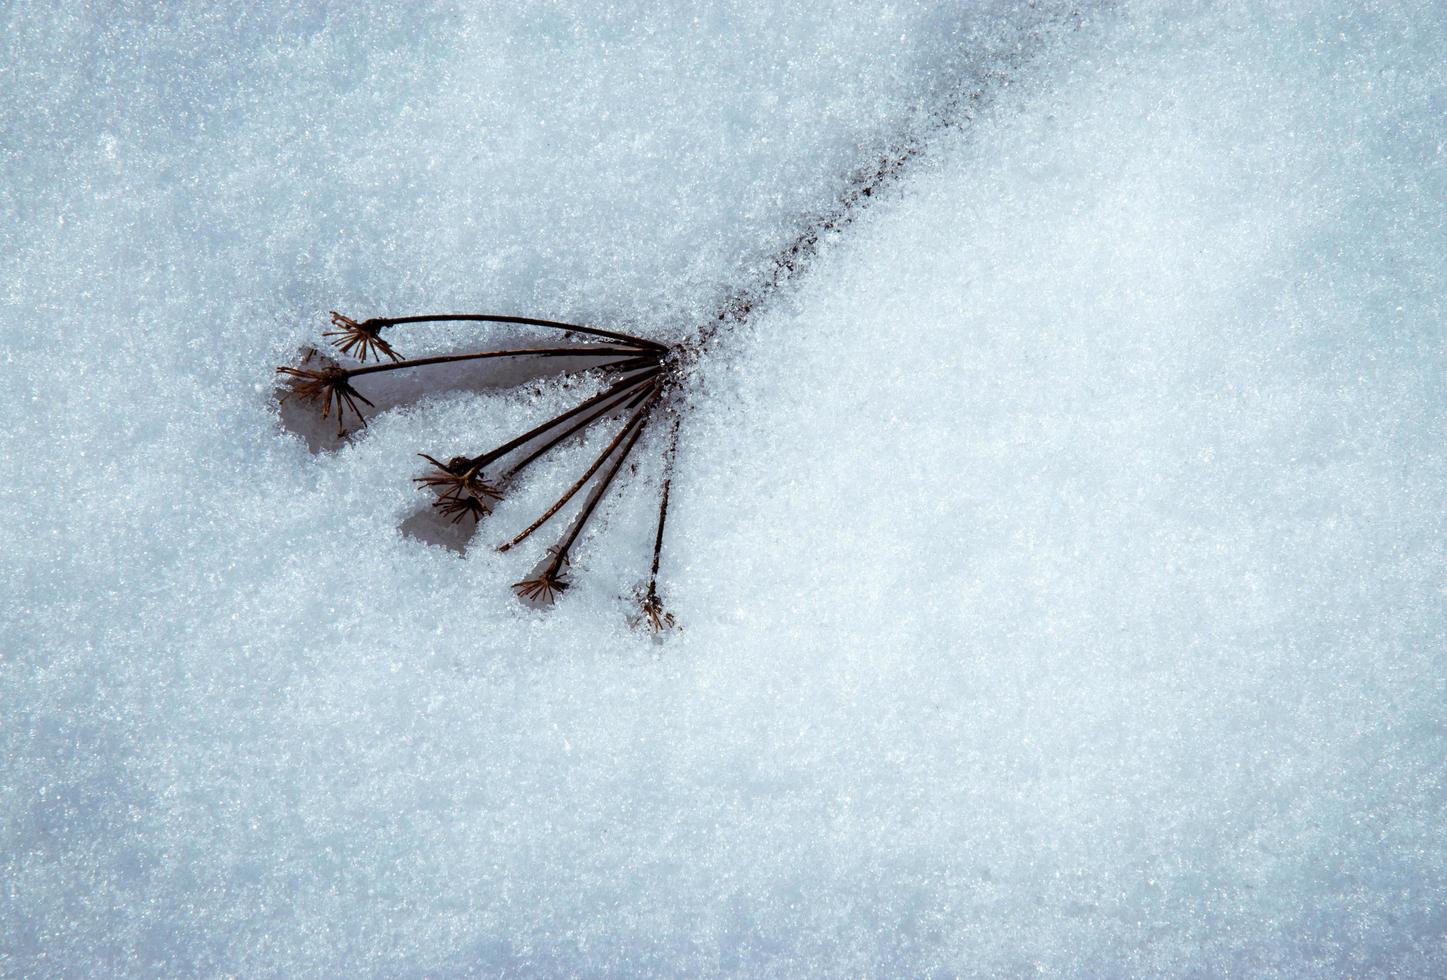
[2,0,1444,976]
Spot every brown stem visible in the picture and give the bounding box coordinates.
[499,385,661,553]
[369,313,667,353]
[345,345,652,379]
[600,352,667,376]
[542,397,656,577]
[503,372,656,480]
[468,367,661,473]
[646,415,681,600]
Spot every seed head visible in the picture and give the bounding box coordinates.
[435,494,488,524]
[415,454,503,524]
[632,590,678,633]
[276,360,374,435]
[323,312,400,364]
[513,568,570,605]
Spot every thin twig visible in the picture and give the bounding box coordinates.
[632,414,681,631]
[364,313,667,353]
[551,402,654,568]
[503,372,658,480]
[647,415,681,600]
[499,384,661,553]
[346,345,649,379]
[467,366,661,472]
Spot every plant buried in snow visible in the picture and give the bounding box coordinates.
[276,312,679,629]
[273,69,960,630]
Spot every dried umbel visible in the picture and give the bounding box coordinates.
[633,592,677,633]
[277,312,680,628]
[276,357,375,435]
[513,562,570,605]
[512,546,577,606]
[414,455,504,525]
[323,311,401,364]
[272,60,1006,628]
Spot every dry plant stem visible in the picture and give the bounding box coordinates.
[540,400,655,579]
[368,313,666,353]
[468,367,661,472]
[344,345,646,379]
[292,46,1075,609]
[416,371,658,523]
[647,416,680,602]
[629,415,681,631]
[503,372,658,480]
[499,385,661,553]
[647,481,671,595]
[601,354,664,376]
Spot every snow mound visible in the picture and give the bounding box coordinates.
[3,0,1443,975]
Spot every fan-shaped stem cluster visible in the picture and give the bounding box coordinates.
[277,312,679,626]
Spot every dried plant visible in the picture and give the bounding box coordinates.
[631,427,679,634]
[277,312,681,626]
[414,455,504,525]
[323,311,401,364]
[271,56,1022,626]
[513,551,571,605]
[276,357,376,435]
[274,125,938,625]
[633,591,677,633]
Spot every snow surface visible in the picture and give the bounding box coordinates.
[3,0,1444,975]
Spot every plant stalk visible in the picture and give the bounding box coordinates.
[346,345,652,380]
[370,313,667,353]
[543,396,657,576]
[469,367,661,472]
[503,372,657,480]
[646,414,681,601]
[499,384,661,552]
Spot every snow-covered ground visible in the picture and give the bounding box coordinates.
[3,1,1443,975]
